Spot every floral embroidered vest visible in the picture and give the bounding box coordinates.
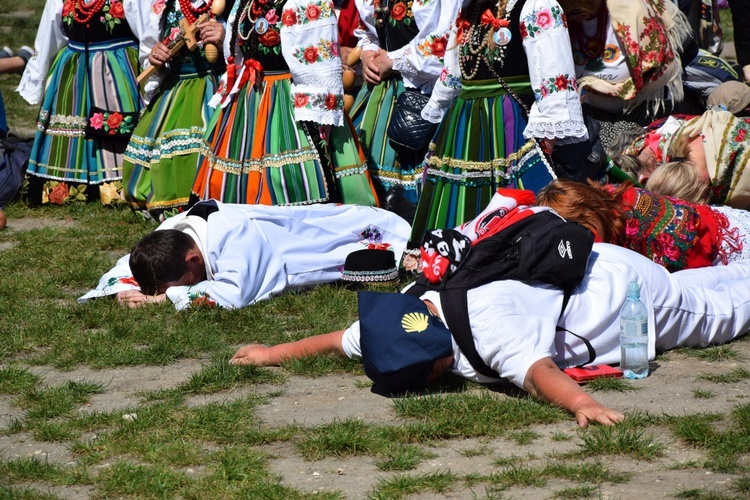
[62,0,137,44]
[237,0,287,71]
[373,0,419,51]
[458,0,528,81]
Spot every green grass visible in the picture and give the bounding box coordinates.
[586,376,639,392]
[674,345,741,362]
[697,367,750,384]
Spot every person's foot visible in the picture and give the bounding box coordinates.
[0,46,14,59]
[0,210,7,230]
[743,64,750,85]
[16,46,33,74]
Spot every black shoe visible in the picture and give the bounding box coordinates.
[383,184,416,223]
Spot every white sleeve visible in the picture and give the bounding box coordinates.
[166,220,289,310]
[125,0,160,67]
[521,0,587,144]
[16,0,68,105]
[281,0,344,126]
[420,19,461,124]
[386,0,460,92]
[77,254,141,303]
[353,0,380,52]
[340,320,362,359]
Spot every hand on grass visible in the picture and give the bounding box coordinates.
[573,401,624,428]
[116,290,168,308]
[230,344,271,366]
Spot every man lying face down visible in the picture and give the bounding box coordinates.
[232,242,750,427]
[78,200,412,310]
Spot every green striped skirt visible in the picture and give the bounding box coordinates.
[28,38,141,185]
[193,72,377,206]
[349,77,426,204]
[123,65,218,218]
[410,78,556,240]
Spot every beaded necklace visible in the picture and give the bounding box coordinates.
[73,0,107,25]
[238,0,279,40]
[178,0,213,25]
[459,0,515,80]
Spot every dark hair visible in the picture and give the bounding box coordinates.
[129,230,195,295]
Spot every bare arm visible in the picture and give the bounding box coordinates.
[230,330,347,366]
[524,357,624,427]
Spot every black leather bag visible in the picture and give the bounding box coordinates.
[386,90,437,152]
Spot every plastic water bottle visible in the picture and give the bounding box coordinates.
[619,281,649,379]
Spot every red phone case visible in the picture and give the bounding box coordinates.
[564,364,623,382]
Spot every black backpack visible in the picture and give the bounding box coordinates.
[0,133,32,209]
[406,210,595,378]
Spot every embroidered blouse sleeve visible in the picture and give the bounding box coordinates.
[420,17,461,123]
[521,0,587,144]
[125,0,161,67]
[280,0,344,126]
[387,0,460,92]
[16,0,68,106]
[353,0,380,52]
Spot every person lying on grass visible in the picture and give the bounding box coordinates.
[232,241,750,428]
[78,199,411,310]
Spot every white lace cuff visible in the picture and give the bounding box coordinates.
[421,102,445,124]
[524,121,588,144]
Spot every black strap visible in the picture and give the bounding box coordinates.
[413,285,596,379]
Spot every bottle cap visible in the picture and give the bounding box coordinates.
[627,281,640,299]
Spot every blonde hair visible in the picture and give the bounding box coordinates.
[645,160,711,204]
[645,131,710,204]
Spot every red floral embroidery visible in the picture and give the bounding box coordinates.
[391,2,407,21]
[109,0,125,19]
[306,4,320,21]
[281,8,297,26]
[259,30,280,47]
[430,36,447,58]
[735,129,747,142]
[554,75,569,90]
[294,94,310,107]
[106,112,123,130]
[303,46,319,63]
[119,276,139,286]
[324,93,338,110]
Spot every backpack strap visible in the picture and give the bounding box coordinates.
[437,286,596,379]
[439,288,501,379]
[556,288,596,368]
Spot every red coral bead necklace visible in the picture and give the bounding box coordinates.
[178,0,213,25]
[73,0,107,25]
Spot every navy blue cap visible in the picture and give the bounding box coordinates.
[358,291,453,393]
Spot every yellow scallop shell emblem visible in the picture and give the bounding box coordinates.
[401,312,429,333]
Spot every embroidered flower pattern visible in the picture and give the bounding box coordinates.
[188,291,218,308]
[89,111,135,135]
[292,39,339,64]
[292,92,343,112]
[533,74,577,101]
[417,34,448,59]
[439,67,461,88]
[63,0,124,32]
[106,276,139,287]
[152,0,165,15]
[623,189,703,271]
[282,0,334,26]
[521,4,565,40]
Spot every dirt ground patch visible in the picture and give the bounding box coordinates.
[2,338,749,498]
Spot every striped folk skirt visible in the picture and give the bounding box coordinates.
[123,66,217,219]
[410,78,556,241]
[193,72,378,207]
[349,77,426,204]
[28,38,141,185]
